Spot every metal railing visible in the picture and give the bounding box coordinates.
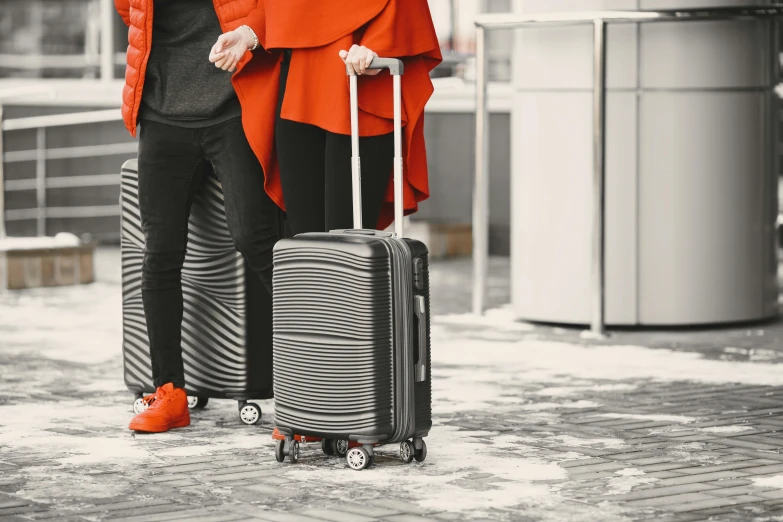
[0,52,126,71]
[0,108,130,239]
[472,5,783,336]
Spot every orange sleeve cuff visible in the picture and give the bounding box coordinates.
[243,10,268,53]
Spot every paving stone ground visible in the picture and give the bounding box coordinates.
[4,249,783,521]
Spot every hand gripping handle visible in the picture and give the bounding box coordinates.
[345,57,404,76]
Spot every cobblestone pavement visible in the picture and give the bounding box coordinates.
[4,249,783,521]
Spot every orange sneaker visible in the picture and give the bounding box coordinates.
[128,383,190,433]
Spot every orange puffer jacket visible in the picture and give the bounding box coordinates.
[114,0,281,199]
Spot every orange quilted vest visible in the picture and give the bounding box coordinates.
[114,0,281,207]
[114,0,273,137]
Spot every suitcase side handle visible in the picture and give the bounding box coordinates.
[347,57,404,237]
[414,295,428,382]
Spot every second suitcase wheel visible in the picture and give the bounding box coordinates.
[346,447,370,471]
[187,396,209,410]
[414,440,428,463]
[133,397,148,415]
[239,403,262,425]
[274,440,285,463]
[400,441,414,464]
[334,439,349,457]
[288,441,300,464]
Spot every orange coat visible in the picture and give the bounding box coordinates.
[115,0,441,230]
[255,0,442,229]
[114,0,281,206]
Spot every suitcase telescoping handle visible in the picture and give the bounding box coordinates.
[346,57,405,237]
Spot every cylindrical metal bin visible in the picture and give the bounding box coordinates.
[510,0,779,325]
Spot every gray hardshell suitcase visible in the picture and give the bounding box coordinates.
[121,159,279,425]
[272,58,432,470]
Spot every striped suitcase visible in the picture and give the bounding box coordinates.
[272,58,432,470]
[120,159,279,425]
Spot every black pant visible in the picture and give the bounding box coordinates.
[275,51,393,235]
[137,118,279,389]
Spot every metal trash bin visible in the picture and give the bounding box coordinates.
[474,1,780,327]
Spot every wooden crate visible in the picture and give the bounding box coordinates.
[0,243,96,291]
[395,221,472,259]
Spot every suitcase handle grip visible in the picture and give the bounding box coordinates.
[332,229,394,238]
[345,57,404,76]
[414,295,428,382]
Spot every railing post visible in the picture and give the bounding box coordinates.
[100,0,115,82]
[0,104,5,239]
[472,24,490,316]
[591,19,607,336]
[35,127,46,237]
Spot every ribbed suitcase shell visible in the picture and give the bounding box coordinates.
[120,159,274,401]
[272,232,432,444]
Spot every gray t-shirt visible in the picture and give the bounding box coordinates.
[139,0,242,128]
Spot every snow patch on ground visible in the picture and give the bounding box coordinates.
[547,435,627,450]
[283,425,567,516]
[432,367,525,414]
[4,250,783,520]
[0,401,156,501]
[0,282,121,365]
[519,400,601,411]
[699,425,754,434]
[754,475,783,489]
[433,306,535,332]
[13,468,132,502]
[606,468,658,495]
[433,325,783,387]
[0,402,155,464]
[596,413,698,424]
[534,384,638,397]
[615,468,645,477]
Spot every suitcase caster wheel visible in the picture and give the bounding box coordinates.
[400,440,414,464]
[414,440,427,463]
[133,397,148,415]
[334,439,349,458]
[239,403,262,425]
[346,447,370,471]
[322,439,335,456]
[274,440,285,463]
[288,441,300,464]
[187,396,209,410]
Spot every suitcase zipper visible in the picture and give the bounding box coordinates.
[388,236,416,442]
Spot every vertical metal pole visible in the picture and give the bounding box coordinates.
[472,24,490,316]
[591,19,607,336]
[0,105,5,239]
[450,0,459,51]
[100,0,115,82]
[36,127,46,237]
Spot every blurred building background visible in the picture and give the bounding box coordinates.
[0,0,781,263]
[0,0,516,250]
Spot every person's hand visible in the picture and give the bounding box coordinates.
[339,45,380,76]
[209,28,254,72]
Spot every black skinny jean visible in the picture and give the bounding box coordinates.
[275,51,394,235]
[137,117,280,389]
